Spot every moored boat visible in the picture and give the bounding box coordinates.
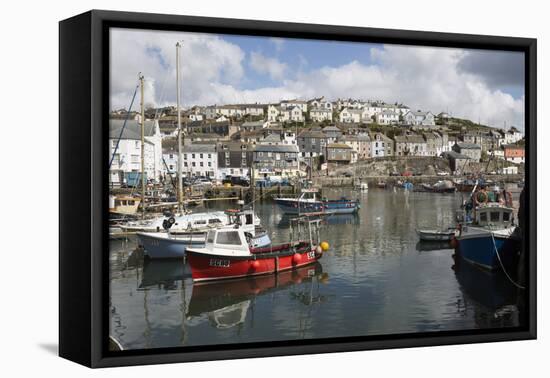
[455,188,520,272]
[137,209,271,259]
[274,188,360,215]
[186,219,329,282]
[416,228,458,241]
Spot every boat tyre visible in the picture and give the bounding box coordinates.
[168,216,176,225]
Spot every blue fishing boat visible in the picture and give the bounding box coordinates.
[274,189,360,215]
[455,191,520,272]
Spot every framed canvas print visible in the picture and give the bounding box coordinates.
[59,10,536,368]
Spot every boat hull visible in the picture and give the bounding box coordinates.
[138,231,272,259]
[417,230,456,241]
[187,243,322,282]
[274,198,360,215]
[137,232,206,259]
[456,232,520,271]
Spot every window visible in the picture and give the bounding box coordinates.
[192,162,196,167]
[184,162,188,167]
[169,154,173,159]
[225,159,230,165]
[216,231,242,245]
[208,162,212,167]
[208,218,222,225]
[200,162,204,167]
[242,152,246,158]
[480,212,487,222]
[503,212,511,222]
[184,154,187,160]
[490,212,500,222]
[192,154,195,159]
[194,220,207,226]
[208,154,211,159]
[245,214,253,225]
[200,154,203,159]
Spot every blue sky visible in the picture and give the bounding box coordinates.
[110,28,525,129]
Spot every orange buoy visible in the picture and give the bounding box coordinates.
[251,260,260,269]
[292,253,302,264]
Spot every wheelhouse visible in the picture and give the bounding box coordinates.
[475,206,514,228]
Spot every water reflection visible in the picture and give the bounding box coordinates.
[110,190,525,350]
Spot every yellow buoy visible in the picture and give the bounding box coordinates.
[320,241,330,251]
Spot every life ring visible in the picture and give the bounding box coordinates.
[474,190,488,205]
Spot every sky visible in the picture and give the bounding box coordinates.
[110,28,525,130]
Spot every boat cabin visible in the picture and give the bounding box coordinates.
[298,189,321,202]
[475,206,514,228]
[109,195,141,215]
[204,228,251,256]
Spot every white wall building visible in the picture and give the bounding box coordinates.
[376,110,399,125]
[181,143,219,179]
[109,119,163,186]
[310,108,333,122]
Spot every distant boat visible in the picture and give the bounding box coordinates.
[416,228,458,241]
[354,179,368,191]
[419,180,457,193]
[109,195,141,216]
[274,188,360,215]
[186,219,328,282]
[376,180,387,189]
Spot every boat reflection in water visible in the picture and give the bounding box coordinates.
[187,262,327,329]
[137,258,327,331]
[140,259,189,289]
[415,240,453,252]
[277,213,360,229]
[453,257,522,327]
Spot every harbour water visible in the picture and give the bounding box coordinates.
[109,189,525,350]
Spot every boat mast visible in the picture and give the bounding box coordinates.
[176,42,183,214]
[139,74,146,219]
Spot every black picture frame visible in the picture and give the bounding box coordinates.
[59,9,537,368]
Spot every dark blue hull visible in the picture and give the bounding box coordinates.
[274,198,360,214]
[457,233,520,272]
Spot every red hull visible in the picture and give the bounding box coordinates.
[187,243,323,282]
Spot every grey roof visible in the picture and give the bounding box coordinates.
[456,142,481,150]
[322,126,342,132]
[253,144,299,153]
[444,151,471,160]
[241,120,266,128]
[259,133,282,143]
[182,143,217,153]
[109,119,158,140]
[298,130,326,139]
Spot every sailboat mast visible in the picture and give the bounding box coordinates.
[176,42,183,214]
[139,74,146,219]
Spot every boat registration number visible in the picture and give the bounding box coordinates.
[209,259,230,268]
[307,251,316,259]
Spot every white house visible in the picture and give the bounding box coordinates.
[280,100,307,113]
[244,105,265,117]
[376,110,400,125]
[181,143,219,179]
[504,127,523,145]
[267,105,281,122]
[403,111,435,126]
[310,108,333,122]
[109,119,163,186]
[339,107,363,123]
[189,113,204,122]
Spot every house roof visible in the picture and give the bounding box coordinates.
[109,119,158,140]
[456,142,481,150]
[443,151,471,160]
[298,130,326,139]
[327,143,352,149]
[253,144,299,153]
[241,120,266,128]
[322,126,342,132]
[182,143,217,153]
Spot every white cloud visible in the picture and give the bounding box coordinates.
[110,30,524,130]
[249,52,288,81]
[269,37,285,53]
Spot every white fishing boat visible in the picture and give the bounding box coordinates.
[416,228,458,241]
[136,208,270,259]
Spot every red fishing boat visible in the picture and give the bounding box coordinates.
[186,218,330,282]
